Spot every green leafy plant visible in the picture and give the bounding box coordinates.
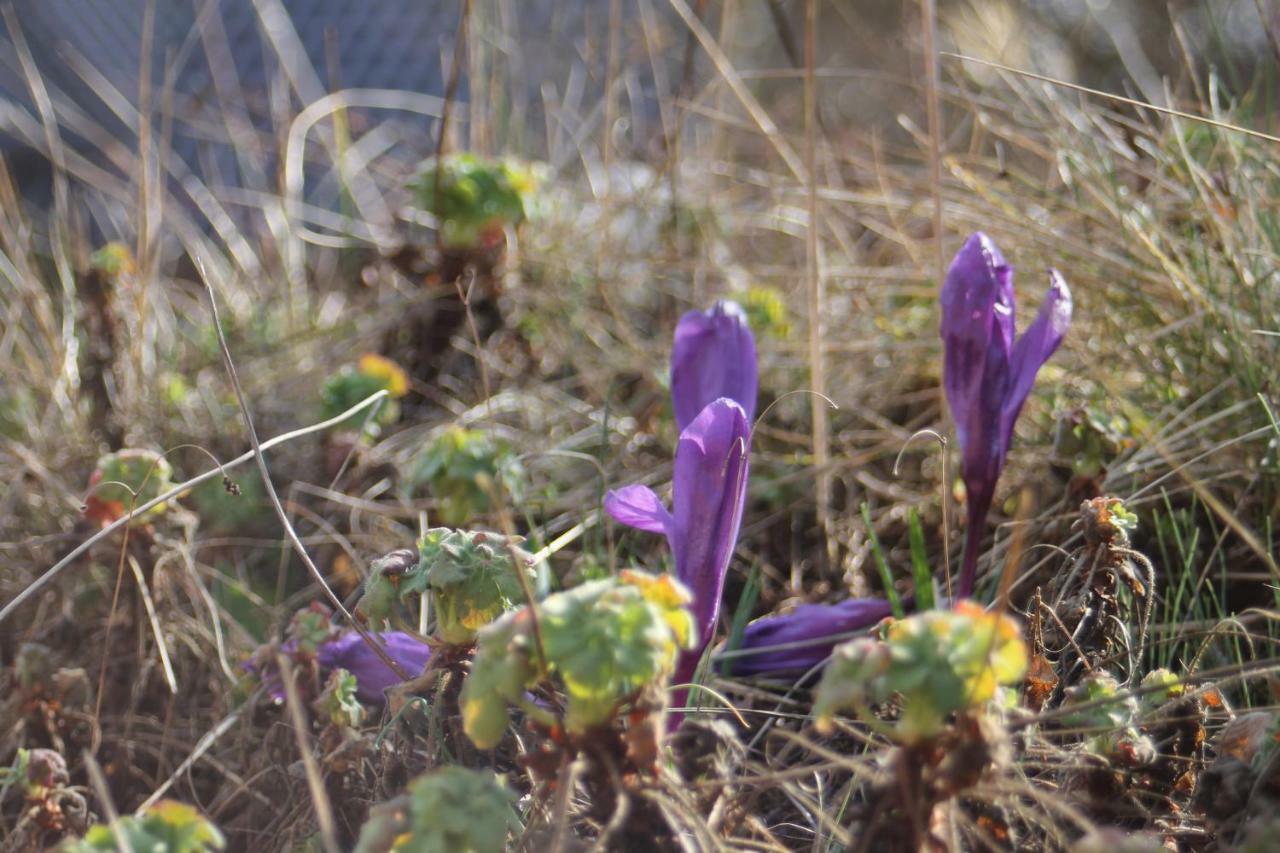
[355,530,542,640]
[461,570,696,749]
[83,449,175,526]
[420,527,542,643]
[354,767,520,853]
[813,601,1029,743]
[289,604,334,653]
[410,153,540,251]
[62,800,224,852]
[1061,671,1155,765]
[319,353,409,436]
[409,427,525,526]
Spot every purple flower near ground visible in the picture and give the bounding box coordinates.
[941,232,1072,597]
[607,399,751,703]
[250,631,432,705]
[671,300,758,429]
[316,631,433,703]
[725,598,896,676]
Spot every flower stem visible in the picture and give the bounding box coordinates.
[957,492,993,599]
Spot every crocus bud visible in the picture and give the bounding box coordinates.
[941,233,1071,596]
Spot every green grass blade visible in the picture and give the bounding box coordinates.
[907,508,935,611]
[719,564,761,675]
[861,503,905,618]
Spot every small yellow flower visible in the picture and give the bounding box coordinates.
[358,353,410,398]
[503,161,538,197]
[620,570,697,649]
[91,242,136,278]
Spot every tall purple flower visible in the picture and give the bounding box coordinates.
[942,232,1072,597]
[725,598,895,676]
[605,299,758,720]
[672,300,758,429]
[606,399,751,705]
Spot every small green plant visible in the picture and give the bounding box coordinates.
[1061,671,1155,765]
[410,153,540,251]
[89,242,135,278]
[290,603,334,653]
[1053,406,1134,478]
[420,527,542,643]
[83,449,175,526]
[409,426,525,526]
[62,800,224,852]
[354,767,520,853]
[813,601,1029,744]
[461,570,695,749]
[314,668,364,728]
[734,285,791,339]
[355,529,542,640]
[319,353,410,437]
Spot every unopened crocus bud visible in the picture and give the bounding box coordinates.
[941,232,1071,596]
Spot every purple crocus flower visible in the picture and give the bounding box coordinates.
[607,399,751,704]
[316,631,433,703]
[942,232,1072,597]
[606,300,757,722]
[724,597,895,676]
[250,630,432,705]
[672,300,758,430]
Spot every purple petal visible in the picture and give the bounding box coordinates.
[604,484,673,535]
[670,399,750,649]
[728,598,895,676]
[317,631,432,703]
[671,301,758,432]
[1002,269,1072,445]
[941,240,1071,599]
[940,232,1015,463]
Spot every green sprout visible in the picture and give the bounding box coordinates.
[410,153,540,251]
[461,571,696,749]
[1107,498,1139,535]
[315,668,365,728]
[320,353,410,437]
[354,767,520,853]
[813,602,1029,744]
[409,426,525,526]
[62,800,224,852]
[83,449,175,526]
